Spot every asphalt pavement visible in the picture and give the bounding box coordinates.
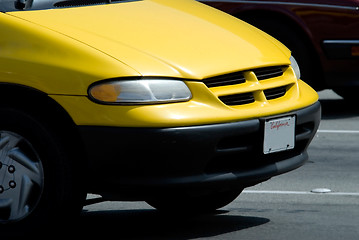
[77,89,359,239]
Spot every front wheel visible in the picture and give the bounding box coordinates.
[146,189,243,214]
[0,131,44,222]
[0,107,84,236]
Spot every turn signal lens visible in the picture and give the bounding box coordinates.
[290,55,301,80]
[351,46,359,56]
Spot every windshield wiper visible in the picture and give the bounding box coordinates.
[13,0,138,10]
[54,0,126,7]
[15,0,33,10]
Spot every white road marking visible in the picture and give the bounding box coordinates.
[243,190,359,196]
[318,130,359,134]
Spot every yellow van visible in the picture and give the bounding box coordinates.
[0,0,320,233]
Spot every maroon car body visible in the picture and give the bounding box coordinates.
[200,0,359,99]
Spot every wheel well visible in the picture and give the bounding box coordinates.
[237,10,312,47]
[0,84,87,172]
[236,10,325,90]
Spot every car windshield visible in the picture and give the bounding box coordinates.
[0,0,139,12]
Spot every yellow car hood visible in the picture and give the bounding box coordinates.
[9,0,290,79]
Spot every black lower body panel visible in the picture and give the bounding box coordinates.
[79,102,321,200]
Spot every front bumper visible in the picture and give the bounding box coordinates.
[80,101,320,200]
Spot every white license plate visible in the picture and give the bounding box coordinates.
[263,116,296,154]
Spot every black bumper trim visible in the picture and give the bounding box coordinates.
[79,102,321,199]
[322,40,359,59]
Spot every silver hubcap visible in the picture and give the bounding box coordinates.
[0,131,44,222]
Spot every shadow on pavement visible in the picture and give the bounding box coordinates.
[66,208,269,239]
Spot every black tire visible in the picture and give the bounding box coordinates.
[146,189,243,214]
[0,107,84,236]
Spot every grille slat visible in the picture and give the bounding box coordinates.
[204,72,245,88]
[264,86,287,100]
[219,93,255,106]
[203,65,288,106]
[253,66,283,80]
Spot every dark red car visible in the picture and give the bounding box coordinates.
[200,0,359,100]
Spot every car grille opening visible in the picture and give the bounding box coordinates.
[203,65,292,106]
[263,86,287,100]
[253,66,283,80]
[203,72,246,88]
[219,93,255,106]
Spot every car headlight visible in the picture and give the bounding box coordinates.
[89,79,192,104]
[290,55,301,80]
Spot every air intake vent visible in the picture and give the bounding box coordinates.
[204,65,290,106]
[203,66,284,89]
[219,93,255,106]
[253,66,283,80]
[203,72,245,88]
[264,86,287,100]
